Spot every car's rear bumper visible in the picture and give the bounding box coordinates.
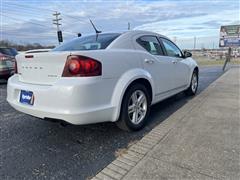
[7,75,118,125]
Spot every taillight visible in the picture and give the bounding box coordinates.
[62,55,102,77]
[14,60,18,74]
[0,54,9,61]
[25,55,34,58]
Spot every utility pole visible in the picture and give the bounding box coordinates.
[222,47,231,71]
[53,11,62,44]
[173,36,177,43]
[194,36,196,49]
[128,22,130,30]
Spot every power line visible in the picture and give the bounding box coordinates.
[194,36,196,49]
[1,20,76,36]
[2,8,83,34]
[1,13,76,34]
[2,33,56,38]
[4,3,90,33]
[3,4,51,13]
[2,31,76,37]
[2,7,51,19]
[61,14,90,23]
[5,3,55,13]
[7,2,92,26]
[5,3,88,23]
[2,3,85,41]
[0,13,51,28]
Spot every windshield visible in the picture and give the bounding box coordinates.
[52,33,121,51]
[9,48,18,56]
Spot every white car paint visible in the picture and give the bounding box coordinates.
[7,30,198,125]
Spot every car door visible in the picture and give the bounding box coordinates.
[160,38,190,90]
[136,35,175,97]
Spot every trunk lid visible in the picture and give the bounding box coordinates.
[17,51,70,85]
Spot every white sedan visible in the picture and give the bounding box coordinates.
[7,30,198,131]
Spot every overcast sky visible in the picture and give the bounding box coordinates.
[1,0,239,49]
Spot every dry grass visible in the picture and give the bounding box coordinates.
[114,140,139,157]
[193,56,240,66]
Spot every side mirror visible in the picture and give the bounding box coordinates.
[183,51,192,58]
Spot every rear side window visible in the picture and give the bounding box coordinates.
[52,33,120,51]
[136,36,164,55]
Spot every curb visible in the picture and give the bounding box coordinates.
[91,69,229,180]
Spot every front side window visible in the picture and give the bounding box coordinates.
[161,38,182,58]
[137,36,164,55]
[52,33,120,51]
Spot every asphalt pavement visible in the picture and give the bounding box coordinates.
[93,67,240,180]
[0,66,226,180]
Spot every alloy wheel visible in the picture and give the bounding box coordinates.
[128,90,147,125]
[191,73,198,92]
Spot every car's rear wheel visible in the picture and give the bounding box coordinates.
[185,69,198,95]
[116,83,151,131]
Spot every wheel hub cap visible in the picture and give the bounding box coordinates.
[128,90,147,125]
[191,73,198,92]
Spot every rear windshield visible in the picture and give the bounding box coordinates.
[0,48,18,56]
[52,33,121,51]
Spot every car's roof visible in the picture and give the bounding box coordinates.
[104,30,171,50]
[122,30,167,37]
[80,30,168,39]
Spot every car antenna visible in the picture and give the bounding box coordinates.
[89,19,102,41]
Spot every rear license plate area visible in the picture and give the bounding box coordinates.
[19,90,34,105]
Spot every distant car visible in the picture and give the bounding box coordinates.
[7,31,198,131]
[0,47,18,80]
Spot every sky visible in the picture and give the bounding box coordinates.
[0,0,239,49]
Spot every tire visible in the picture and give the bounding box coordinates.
[185,69,198,96]
[116,83,151,131]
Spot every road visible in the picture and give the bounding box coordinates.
[0,66,224,180]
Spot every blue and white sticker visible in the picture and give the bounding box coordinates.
[20,90,34,105]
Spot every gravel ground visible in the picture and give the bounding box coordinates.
[0,66,225,180]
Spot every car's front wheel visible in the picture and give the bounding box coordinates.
[116,83,151,131]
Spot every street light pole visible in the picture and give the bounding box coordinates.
[194,36,196,49]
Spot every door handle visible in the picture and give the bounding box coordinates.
[144,59,154,64]
[172,60,177,64]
